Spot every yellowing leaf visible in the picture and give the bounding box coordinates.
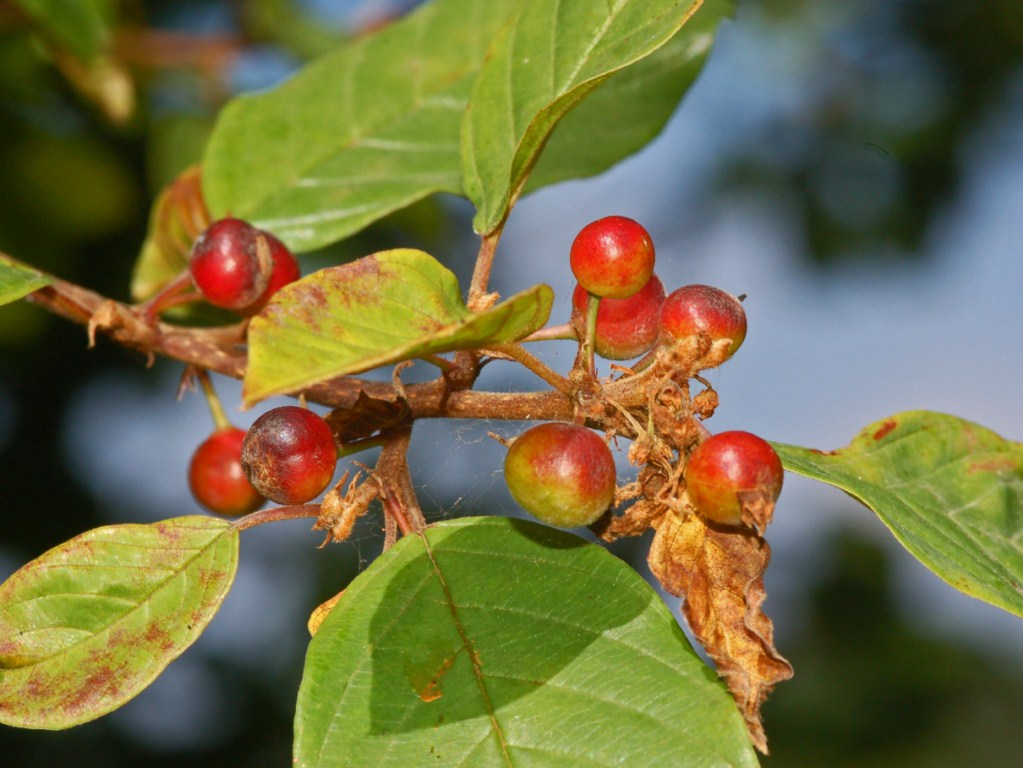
[0,253,51,307]
[774,410,1023,619]
[243,249,552,405]
[0,516,238,729]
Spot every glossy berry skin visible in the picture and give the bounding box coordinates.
[189,427,265,517]
[241,406,337,505]
[238,231,301,316]
[659,284,747,362]
[685,431,783,527]
[504,423,616,528]
[570,216,655,299]
[572,274,665,360]
[189,218,273,310]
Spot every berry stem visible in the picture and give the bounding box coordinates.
[233,504,321,532]
[375,426,426,535]
[137,270,195,321]
[488,342,574,394]
[583,293,601,377]
[421,354,455,373]
[337,435,388,459]
[196,368,231,431]
[520,322,578,343]
[629,346,659,374]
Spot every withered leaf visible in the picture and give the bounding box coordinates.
[590,499,664,543]
[315,471,379,545]
[649,510,792,754]
[325,391,408,443]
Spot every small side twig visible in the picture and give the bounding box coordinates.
[233,504,321,532]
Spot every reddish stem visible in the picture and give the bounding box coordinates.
[233,504,320,532]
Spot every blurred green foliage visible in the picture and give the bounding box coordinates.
[767,530,1023,767]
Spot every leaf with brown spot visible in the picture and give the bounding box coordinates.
[308,590,346,638]
[774,410,1023,620]
[649,510,792,754]
[294,516,758,767]
[244,249,552,406]
[0,516,238,729]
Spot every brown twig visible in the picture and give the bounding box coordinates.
[22,266,584,423]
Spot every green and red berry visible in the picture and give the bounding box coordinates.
[504,422,616,528]
[241,406,337,505]
[685,430,783,527]
[189,426,265,517]
[572,274,665,360]
[570,216,655,299]
[659,284,747,365]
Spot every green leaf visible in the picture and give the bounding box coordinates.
[461,0,707,235]
[202,0,523,253]
[294,516,758,768]
[774,411,1023,620]
[0,253,51,306]
[0,516,239,729]
[526,0,733,193]
[244,249,552,406]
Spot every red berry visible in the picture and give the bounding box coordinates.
[188,427,265,517]
[504,423,616,528]
[238,231,301,316]
[189,218,273,310]
[685,430,783,527]
[570,216,655,299]
[241,406,337,505]
[572,274,665,360]
[658,284,747,364]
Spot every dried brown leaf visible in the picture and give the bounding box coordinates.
[590,499,665,542]
[649,510,792,754]
[315,471,379,545]
[325,392,408,443]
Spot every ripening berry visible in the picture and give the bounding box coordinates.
[659,284,747,365]
[570,216,655,299]
[189,427,265,516]
[572,274,665,360]
[685,430,783,527]
[504,423,616,528]
[241,406,337,505]
[189,218,273,310]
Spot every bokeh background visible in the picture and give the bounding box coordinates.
[2,0,1022,765]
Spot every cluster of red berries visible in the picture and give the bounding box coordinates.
[183,217,338,516]
[185,214,781,532]
[189,404,338,516]
[505,215,783,530]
